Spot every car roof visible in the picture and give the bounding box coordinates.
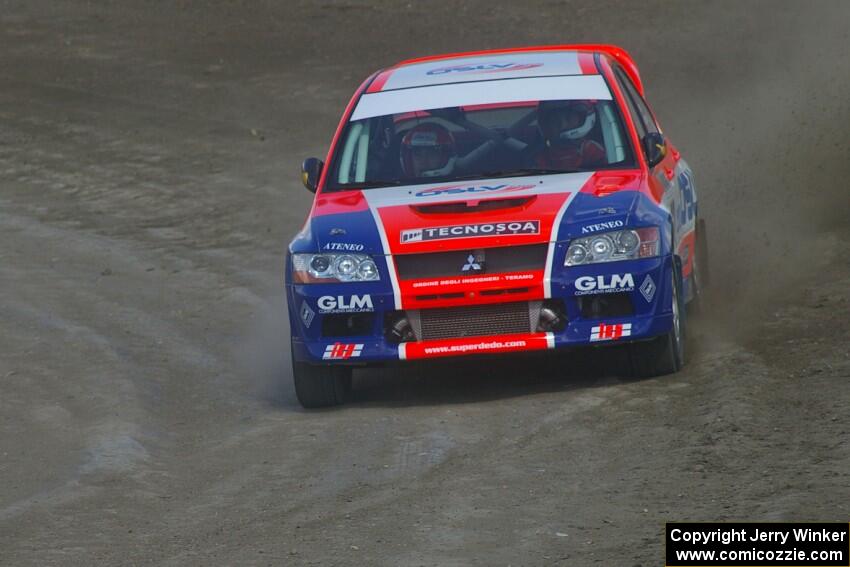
[366,44,643,96]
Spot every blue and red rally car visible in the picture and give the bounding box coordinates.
[286,45,707,407]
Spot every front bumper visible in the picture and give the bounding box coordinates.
[288,256,674,364]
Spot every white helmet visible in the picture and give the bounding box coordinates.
[400,123,458,178]
[539,101,597,145]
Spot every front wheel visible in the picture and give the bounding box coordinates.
[629,260,685,378]
[291,344,352,408]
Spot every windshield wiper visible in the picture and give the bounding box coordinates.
[334,179,405,190]
[331,168,580,190]
[479,168,582,178]
[445,168,581,181]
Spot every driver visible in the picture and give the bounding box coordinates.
[399,123,458,178]
[535,101,606,170]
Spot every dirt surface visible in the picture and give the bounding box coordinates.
[1,1,849,565]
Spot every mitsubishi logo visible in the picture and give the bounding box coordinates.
[461,251,485,273]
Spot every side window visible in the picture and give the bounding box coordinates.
[336,119,372,183]
[615,66,660,135]
[613,68,647,140]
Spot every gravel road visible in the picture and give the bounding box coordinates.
[1,1,848,565]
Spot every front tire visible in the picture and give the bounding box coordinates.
[291,344,352,408]
[629,260,685,378]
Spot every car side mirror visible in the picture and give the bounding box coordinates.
[301,157,323,193]
[642,132,667,168]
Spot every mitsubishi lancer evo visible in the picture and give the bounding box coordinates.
[286,45,708,407]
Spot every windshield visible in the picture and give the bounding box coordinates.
[327,99,635,190]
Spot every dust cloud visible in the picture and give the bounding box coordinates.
[666,3,850,336]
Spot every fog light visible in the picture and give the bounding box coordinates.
[537,300,567,332]
[387,314,415,343]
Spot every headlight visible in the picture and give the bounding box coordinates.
[292,253,380,283]
[565,227,660,266]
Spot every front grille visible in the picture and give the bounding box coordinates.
[395,244,547,280]
[408,301,540,340]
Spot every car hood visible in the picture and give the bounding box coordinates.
[295,171,645,256]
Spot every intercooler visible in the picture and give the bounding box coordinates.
[407,301,543,341]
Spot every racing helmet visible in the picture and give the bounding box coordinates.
[400,123,457,177]
[538,100,597,146]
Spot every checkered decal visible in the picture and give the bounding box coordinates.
[323,343,364,360]
[590,323,632,342]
